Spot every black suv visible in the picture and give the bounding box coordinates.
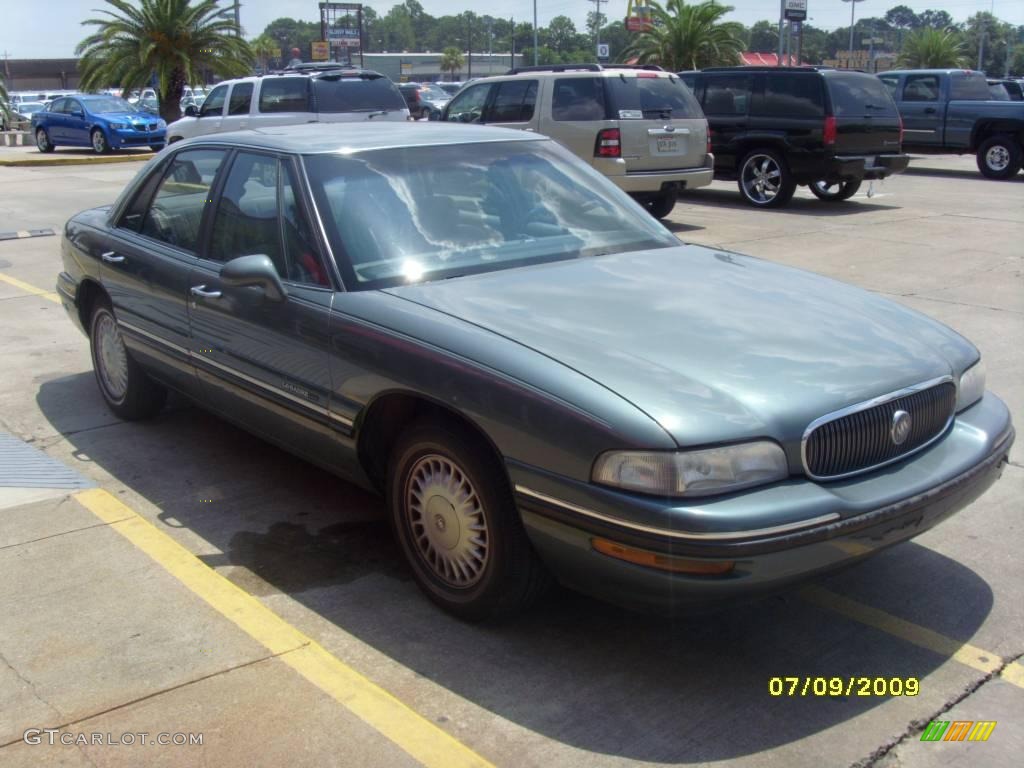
[683,67,909,207]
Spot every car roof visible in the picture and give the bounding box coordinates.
[180,121,545,155]
[881,69,983,76]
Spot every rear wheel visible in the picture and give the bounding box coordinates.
[149,143,166,152]
[976,135,1022,180]
[36,128,55,153]
[387,419,550,621]
[809,178,862,201]
[89,299,167,420]
[645,191,678,219]
[738,150,796,207]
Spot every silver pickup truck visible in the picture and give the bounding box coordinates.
[879,69,1024,179]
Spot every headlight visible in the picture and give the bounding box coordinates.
[109,122,127,130]
[956,360,986,412]
[592,441,789,498]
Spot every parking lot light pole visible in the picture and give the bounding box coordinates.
[841,0,866,59]
[533,1,538,66]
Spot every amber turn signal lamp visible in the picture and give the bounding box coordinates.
[591,538,735,575]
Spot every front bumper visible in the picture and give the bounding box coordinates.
[511,393,1013,612]
[829,152,910,181]
[110,128,166,147]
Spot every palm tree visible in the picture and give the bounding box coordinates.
[623,0,745,71]
[76,0,254,124]
[898,27,965,69]
[439,47,464,81]
[251,34,278,73]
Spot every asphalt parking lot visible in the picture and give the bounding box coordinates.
[0,154,1021,768]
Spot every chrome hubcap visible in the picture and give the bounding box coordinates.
[37,131,48,150]
[405,454,489,588]
[95,313,129,400]
[742,155,781,202]
[93,132,105,152]
[986,145,1009,171]
[813,180,842,196]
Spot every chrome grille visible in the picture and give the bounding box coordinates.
[803,380,956,479]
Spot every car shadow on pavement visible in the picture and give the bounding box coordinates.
[38,372,995,763]
[680,188,899,216]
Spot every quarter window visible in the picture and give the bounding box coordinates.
[199,84,228,117]
[702,75,750,115]
[139,149,227,252]
[902,75,939,102]
[552,78,606,121]
[488,80,538,122]
[228,83,253,116]
[258,78,310,113]
[445,83,491,123]
[758,75,824,117]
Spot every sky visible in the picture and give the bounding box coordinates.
[1,0,1021,59]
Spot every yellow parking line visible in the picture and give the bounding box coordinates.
[0,271,61,304]
[801,585,1023,689]
[75,488,493,768]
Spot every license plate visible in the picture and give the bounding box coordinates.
[656,136,678,153]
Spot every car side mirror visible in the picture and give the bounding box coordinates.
[220,255,287,302]
[185,105,198,117]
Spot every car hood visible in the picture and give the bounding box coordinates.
[98,112,157,123]
[383,244,977,447]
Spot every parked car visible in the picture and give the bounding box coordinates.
[31,94,166,154]
[166,65,409,143]
[399,82,451,119]
[437,82,466,96]
[687,66,909,206]
[878,69,1024,179]
[3,101,46,130]
[987,78,1022,102]
[55,122,1013,619]
[442,64,713,218]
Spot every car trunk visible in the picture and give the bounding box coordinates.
[605,73,708,172]
[824,71,902,156]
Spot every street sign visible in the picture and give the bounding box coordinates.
[311,41,329,60]
[790,21,802,34]
[784,0,807,22]
[597,43,609,60]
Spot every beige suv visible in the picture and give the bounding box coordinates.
[441,64,713,218]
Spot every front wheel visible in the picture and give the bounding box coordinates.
[738,150,796,207]
[89,300,167,420]
[645,191,678,219]
[91,128,111,155]
[36,128,55,153]
[149,143,166,152]
[387,420,550,621]
[976,135,1022,180]
[809,178,862,201]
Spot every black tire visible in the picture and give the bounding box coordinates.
[737,149,796,208]
[90,128,111,155]
[36,128,55,153]
[89,299,167,420]
[809,178,862,201]
[976,135,1022,180]
[149,143,166,152]
[645,191,678,219]
[387,419,550,621]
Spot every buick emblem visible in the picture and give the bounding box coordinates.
[890,410,912,446]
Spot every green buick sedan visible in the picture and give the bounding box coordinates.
[56,123,1014,619]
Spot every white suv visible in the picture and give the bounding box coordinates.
[441,64,713,218]
[167,64,409,143]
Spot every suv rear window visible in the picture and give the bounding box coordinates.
[313,74,406,113]
[825,72,898,116]
[259,78,311,113]
[950,73,991,100]
[757,74,824,117]
[605,75,702,119]
[552,78,608,121]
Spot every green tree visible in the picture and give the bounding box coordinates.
[885,6,919,31]
[439,46,464,80]
[898,27,964,68]
[547,15,581,55]
[748,20,778,53]
[77,0,253,123]
[918,10,954,31]
[624,0,745,71]
[251,33,278,71]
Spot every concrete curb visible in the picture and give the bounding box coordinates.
[0,153,153,167]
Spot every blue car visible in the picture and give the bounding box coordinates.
[31,94,167,154]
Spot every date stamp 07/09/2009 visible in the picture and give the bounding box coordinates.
[768,676,920,697]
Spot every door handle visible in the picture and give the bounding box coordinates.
[190,285,222,299]
[101,251,125,263]
[923,107,936,114]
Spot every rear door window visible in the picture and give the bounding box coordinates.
[551,77,607,121]
[140,149,227,253]
[258,78,311,113]
[902,75,940,102]
[313,74,407,113]
[757,74,824,117]
[825,72,898,116]
[605,74,702,119]
[228,83,253,115]
[702,75,750,115]
[487,80,538,122]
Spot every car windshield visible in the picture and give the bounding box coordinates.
[86,96,139,114]
[419,84,449,100]
[304,139,678,290]
[18,102,45,114]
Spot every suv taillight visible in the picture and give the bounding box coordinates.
[823,116,837,147]
[595,128,621,158]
